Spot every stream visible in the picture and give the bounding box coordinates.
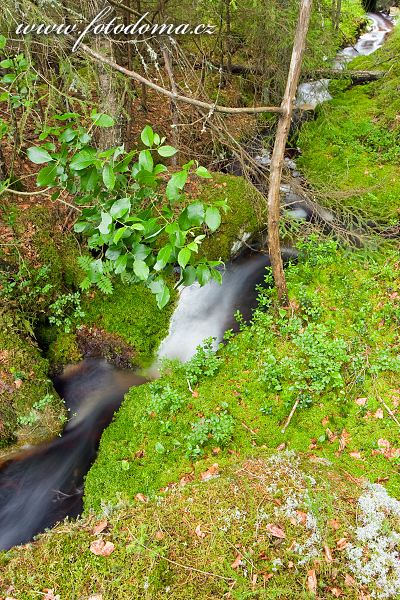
[0,11,394,551]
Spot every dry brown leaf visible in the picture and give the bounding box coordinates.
[349,451,363,460]
[336,538,348,550]
[195,524,206,539]
[307,569,317,596]
[345,574,356,587]
[90,539,115,557]
[355,397,367,406]
[192,390,199,398]
[321,416,329,426]
[135,493,148,503]
[212,447,221,455]
[88,595,103,600]
[277,442,286,451]
[200,463,219,481]
[92,520,108,535]
[296,510,307,525]
[338,429,350,452]
[266,523,285,539]
[14,379,23,389]
[326,428,337,442]
[323,543,333,562]
[330,588,342,597]
[43,590,60,600]
[374,408,384,419]
[231,553,243,569]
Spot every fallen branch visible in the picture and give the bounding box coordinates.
[78,42,282,115]
[281,398,300,434]
[308,68,385,84]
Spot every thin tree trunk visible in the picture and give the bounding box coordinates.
[267,0,313,304]
[162,45,179,167]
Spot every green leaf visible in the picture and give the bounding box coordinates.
[110,197,131,219]
[133,259,149,281]
[157,145,177,157]
[187,202,205,226]
[0,59,13,68]
[205,206,221,232]
[196,166,212,178]
[113,226,127,243]
[80,166,99,191]
[210,268,223,285]
[73,221,88,233]
[141,125,154,147]
[138,149,154,172]
[98,211,113,234]
[182,265,197,286]
[155,442,165,454]
[102,163,116,190]
[178,247,191,269]
[27,146,53,164]
[58,127,76,143]
[166,170,188,201]
[70,147,97,170]
[0,35,6,50]
[156,283,170,309]
[91,113,115,127]
[115,254,128,274]
[155,244,172,271]
[54,112,80,121]
[197,264,211,286]
[37,164,58,187]
[153,164,168,175]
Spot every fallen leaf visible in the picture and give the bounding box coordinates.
[323,543,333,562]
[231,553,243,569]
[155,530,165,540]
[326,428,337,442]
[296,510,307,525]
[92,520,108,535]
[331,588,342,597]
[135,493,148,503]
[88,595,103,600]
[336,538,348,550]
[374,408,384,419]
[349,451,363,460]
[321,416,329,426]
[277,442,286,451]
[266,523,285,539]
[43,591,60,600]
[212,447,221,455]
[307,569,317,595]
[338,429,350,452]
[355,397,367,406]
[200,463,219,481]
[14,379,23,389]
[192,390,199,398]
[345,574,356,587]
[90,539,115,557]
[195,524,206,538]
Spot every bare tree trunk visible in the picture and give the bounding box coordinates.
[162,45,179,167]
[267,0,313,304]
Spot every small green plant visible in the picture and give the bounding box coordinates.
[0,264,54,317]
[48,291,85,333]
[184,337,220,385]
[147,383,186,417]
[17,393,54,426]
[26,114,227,308]
[186,410,235,459]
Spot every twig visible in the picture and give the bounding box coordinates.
[281,398,300,433]
[0,187,51,196]
[378,397,400,429]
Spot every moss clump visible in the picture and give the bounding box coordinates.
[297,24,400,225]
[47,331,83,369]
[195,173,265,261]
[0,309,64,451]
[81,280,175,367]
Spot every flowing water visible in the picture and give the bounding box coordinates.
[297,12,393,109]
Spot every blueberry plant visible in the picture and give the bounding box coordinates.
[26,116,227,308]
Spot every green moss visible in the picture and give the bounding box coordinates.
[196,173,265,261]
[0,309,64,451]
[84,242,400,513]
[47,331,83,368]
[297,24,400,225]
[81,280,175,367]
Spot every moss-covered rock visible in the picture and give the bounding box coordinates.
[195,172,265,261]
[0,309,64,452]
[81,280,176,367]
